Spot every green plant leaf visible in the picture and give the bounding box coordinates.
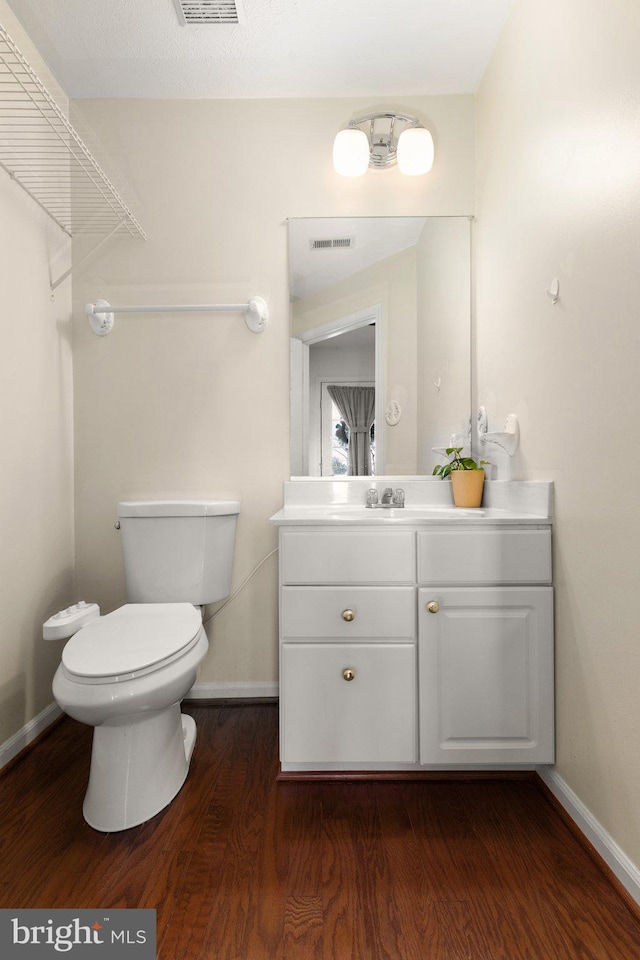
[434,445,491,478]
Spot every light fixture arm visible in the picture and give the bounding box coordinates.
[345,112,422,168]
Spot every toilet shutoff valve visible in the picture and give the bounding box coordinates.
[43,601,100,641]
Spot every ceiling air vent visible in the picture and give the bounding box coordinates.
[310,237,354,251]
[173,1,244,25]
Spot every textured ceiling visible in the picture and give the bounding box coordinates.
[5,0,514,99]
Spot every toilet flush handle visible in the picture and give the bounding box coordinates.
[114,521,121,530]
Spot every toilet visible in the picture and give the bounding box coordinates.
[49,499,239,832]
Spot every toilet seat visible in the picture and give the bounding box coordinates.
[61,603,203,684]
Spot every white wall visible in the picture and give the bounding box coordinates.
[70,95,475,692]
[476,0,640,865]
[0,2,74,748]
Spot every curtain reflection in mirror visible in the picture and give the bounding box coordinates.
[327,385,376,476]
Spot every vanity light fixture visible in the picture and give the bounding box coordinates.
[333,113,435,177]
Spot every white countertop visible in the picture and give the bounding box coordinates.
[269,504,549,526]
[269,479,553,527]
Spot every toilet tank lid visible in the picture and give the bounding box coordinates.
[118,499,240,518]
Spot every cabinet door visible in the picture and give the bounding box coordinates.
[281,642,416,764]
[419,587,554,764]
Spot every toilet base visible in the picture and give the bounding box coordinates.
[182,712,196,763]
[83,704,196,832]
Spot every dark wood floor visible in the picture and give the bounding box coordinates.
[1,703,639,959]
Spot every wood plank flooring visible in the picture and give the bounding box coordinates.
[1,703,639,959]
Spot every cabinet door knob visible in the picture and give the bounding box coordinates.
[342,668,356,682]
[342,609,355,622]
[426,600,440,614]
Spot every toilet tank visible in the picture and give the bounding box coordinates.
[117,500,239,604]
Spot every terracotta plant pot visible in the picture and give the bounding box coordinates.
[450,469,485,508]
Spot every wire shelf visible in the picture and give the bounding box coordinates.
[0,24,146,247]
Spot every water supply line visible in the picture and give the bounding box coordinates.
[202,547,278,627]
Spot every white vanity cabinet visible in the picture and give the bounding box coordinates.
[279,529,417,766]
[273,494,554,774]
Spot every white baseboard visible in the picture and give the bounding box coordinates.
[0,702,62,772]
[537,765,640,906]
[188,681,279,700]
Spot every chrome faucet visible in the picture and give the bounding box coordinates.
[392,488,405,507]
[365,487,405,508]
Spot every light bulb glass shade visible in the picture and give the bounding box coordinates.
[397,127,434,176]
[333,128,370,177]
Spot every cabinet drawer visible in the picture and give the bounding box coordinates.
[280,529,415,584]
[281,586,415,640]
[281,642,416,763]
[417,529,551,584]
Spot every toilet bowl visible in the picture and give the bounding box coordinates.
[53,603,208,832]
[46,498,239,832]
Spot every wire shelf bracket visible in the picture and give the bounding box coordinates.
[0,24,146,289]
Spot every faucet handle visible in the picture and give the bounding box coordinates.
[365,488,379,507]
[392,488,405,506]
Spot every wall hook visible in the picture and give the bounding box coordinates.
[546,278,560,304]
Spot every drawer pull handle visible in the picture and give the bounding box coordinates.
[426,600,440,614]
[342,668,356,682]
[342,609,355,622]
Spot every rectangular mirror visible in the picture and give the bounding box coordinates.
[289,216,471,478]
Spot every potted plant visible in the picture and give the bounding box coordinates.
[432,447,489,508]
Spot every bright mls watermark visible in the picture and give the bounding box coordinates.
[0,910,156,958]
